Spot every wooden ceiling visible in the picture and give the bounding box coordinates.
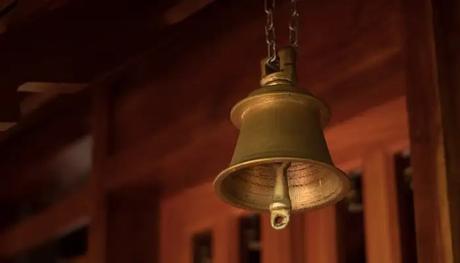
[0,0,212,122]
[0,0,404,122]
[0,0,407,220]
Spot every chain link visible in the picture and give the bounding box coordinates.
[264,0,299,65]
[289,0,299,48]
[264,0,277,64]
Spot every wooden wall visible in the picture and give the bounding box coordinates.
[0,0,458,262]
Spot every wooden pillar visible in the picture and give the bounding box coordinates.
[262,213,305,263]
[403,0,460,262]
[87,84,111,263]
[362,150,401,263]
[305,207,338,263]
[214,217,239,263]
[87,81,160,263]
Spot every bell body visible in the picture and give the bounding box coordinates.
[214,84,350,212]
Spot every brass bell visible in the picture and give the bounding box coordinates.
[214,47,350,230]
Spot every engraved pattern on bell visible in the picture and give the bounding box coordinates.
[220,161,346,212]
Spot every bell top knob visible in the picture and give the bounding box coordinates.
[260,47,297,87]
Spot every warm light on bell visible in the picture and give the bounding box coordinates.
[214,47,351,230]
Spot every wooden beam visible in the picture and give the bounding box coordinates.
[0,122,15,131]
[20,93,62,116]
[402,0,460,261]
[86,84,112,263]
[362,150,402,263]
[0,0,217,106]
[18,82,85,94]
[431,0,460,261]
[0,82,85,129]
[0,185,91,257]
[0,91,90,202]
[305,207,339,263]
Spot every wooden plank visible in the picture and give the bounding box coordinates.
[362,150,402,263]
[17,82,85,94]
[326,97,409,167]
[0,90,90,203]
[86,84,112,263]
[261,213,305,263]
[160,183,246,263]
[87,84,161,263]
[305,207,339,263]
[0,185,91,257]
[431,0,460,261]
[159,183,244,263]
[402,0,460,261]
[214,217,239,263]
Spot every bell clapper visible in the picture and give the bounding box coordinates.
[269,162,292,230]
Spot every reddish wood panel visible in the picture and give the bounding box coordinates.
[430,0,460,260]
[326,97,409,168]
[261,213,305,263]
[402,0,460,261]
[362,150,402,263]
[160,183,243,263]
[214,217,239,263]
[305,207,339,263]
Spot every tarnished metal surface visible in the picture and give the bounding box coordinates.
[214,48,350,230]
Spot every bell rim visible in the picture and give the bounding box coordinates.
[214,157,351,212]
[230,91,331,128]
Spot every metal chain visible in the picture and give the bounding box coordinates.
[289,0,299,48]
[264,0,277,64]
[264,0,299,65]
